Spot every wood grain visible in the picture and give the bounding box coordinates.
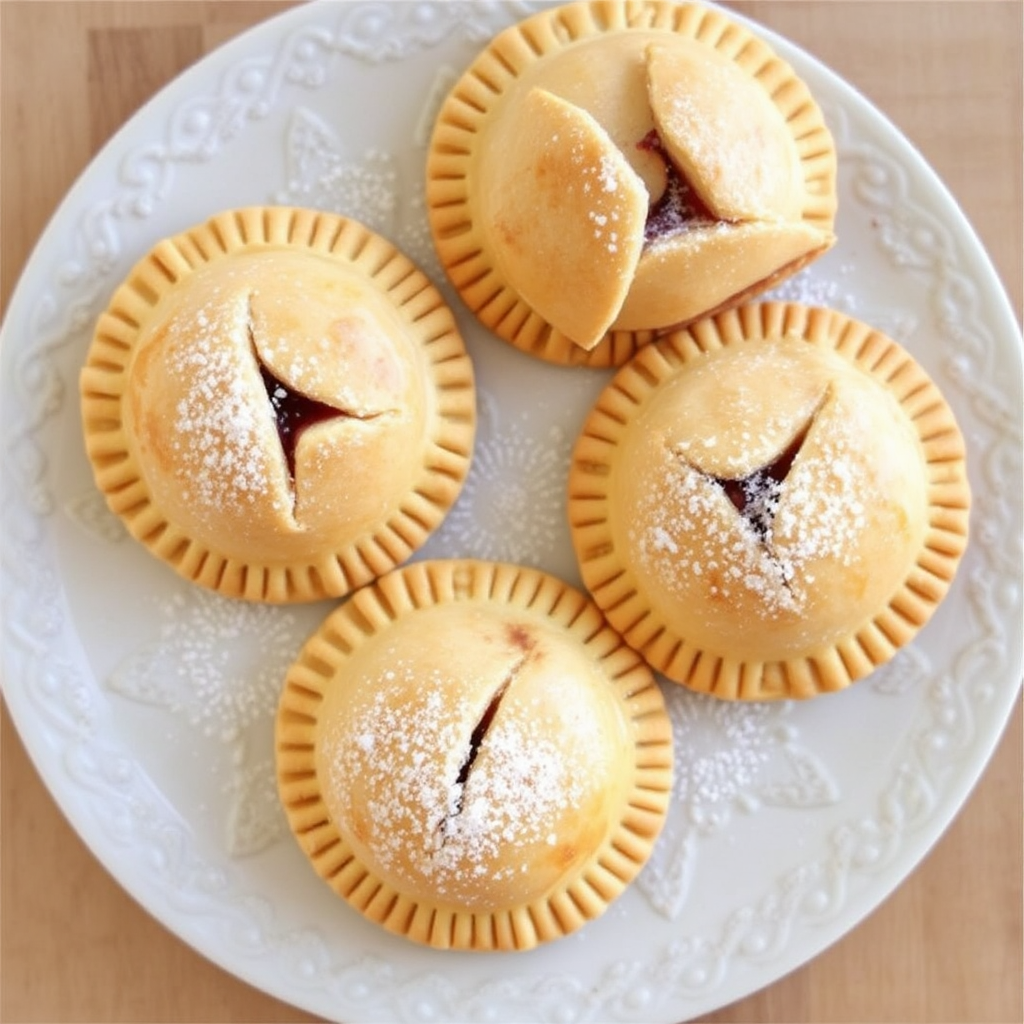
[1,3,1020,1023]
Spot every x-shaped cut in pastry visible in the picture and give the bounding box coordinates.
[476,38,834,349]
[656,418,813,609]
[712,425,808,546]
[245,291,402,505]
[256,360,394,484]
[258,362,345,479]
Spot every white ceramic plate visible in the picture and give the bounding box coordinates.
[1,3,1021,1022]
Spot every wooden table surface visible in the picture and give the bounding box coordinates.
[1,2,1021,1022]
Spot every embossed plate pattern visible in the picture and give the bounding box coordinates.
[1,2,1021,1023]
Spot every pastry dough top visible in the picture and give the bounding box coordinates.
[471,28,824,348]
[315,600,635,911]
[124,249,428,562]
[610,340,931,660]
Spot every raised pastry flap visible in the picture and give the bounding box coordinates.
[247,254,410,417]
[500,33,666,199]
[484,87,648,350]
[614,219,829,331]
[645,42,803,223]
[427,1,839,365]
[649,339,831,480]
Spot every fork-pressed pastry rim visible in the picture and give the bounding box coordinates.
[275,559,674,951]
[426,0,837,367]
[567,302,971,699]
[80,206,476,603]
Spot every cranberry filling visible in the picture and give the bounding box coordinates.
[259,364,341,478]
[718,432,805,541]
[637,130,716,243]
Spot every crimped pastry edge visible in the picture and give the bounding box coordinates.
[567,301,970,699]
[426,0,838,367]
[80,206,476,603]
[275,559,674,951]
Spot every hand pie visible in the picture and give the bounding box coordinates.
[568,303,970,699]
[275,560,673,951]
[427,1,836,366]
[80,207,475,603]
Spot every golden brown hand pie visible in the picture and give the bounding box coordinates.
[568,303,970,699]
[80,207,475,603]
[275,559,673,951]
[427,1,836,366]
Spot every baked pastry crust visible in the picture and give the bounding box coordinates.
[275,559,673,951]
[568,303,971,699]
[427,1,836,366]
[80,207,475,603]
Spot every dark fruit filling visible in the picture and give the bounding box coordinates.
[455,682,509,793]
[259,364,340,477]
[717,431,805,541]
[637,130,716,243]
[441,678,511,840]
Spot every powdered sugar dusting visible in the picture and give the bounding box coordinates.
[597,152,620,194]
[587,208,622,253]
[435,705,585,884]
[633,390,880,618]
[652,55,795,221]
[767,265,858,311]
[670,692,776,806]
[667,92,752,206]
[274,107,398,238]
[168,295,283,515]
[774,422,868,570]
[324,661,593,899]
[329,679,466,886]
[570,142,626,255]
[634,459,798,615]
[106,589,301,739]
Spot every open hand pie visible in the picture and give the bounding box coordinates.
[568,303,970,699]
[80,207,475,603]
[275,560,673,951]
[427,1,836,366]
